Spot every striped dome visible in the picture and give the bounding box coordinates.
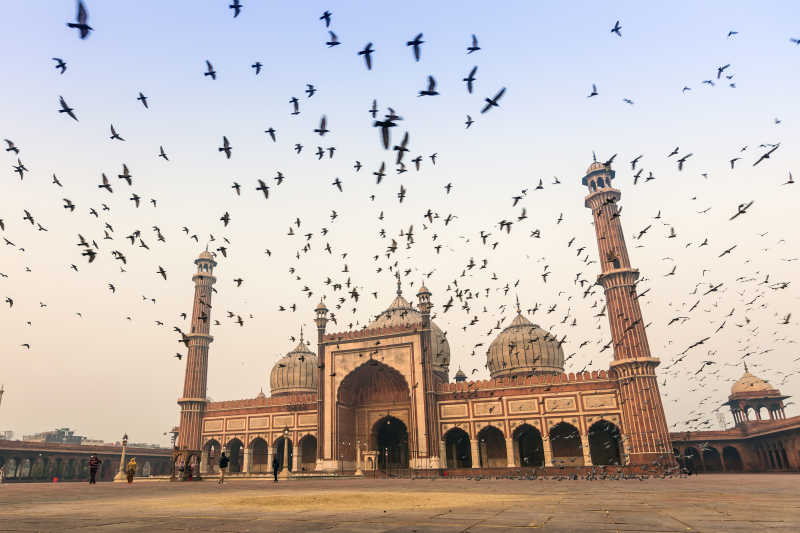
[486,312,564,378]
[269,337,317,395]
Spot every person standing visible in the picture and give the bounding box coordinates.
[88,455,101,484]
[272,455,280,483]
[218,452,229,485]
[126,457,137,483]
[0,463,6,484]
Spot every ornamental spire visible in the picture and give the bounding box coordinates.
[515,294,521,314]
[395,269,402,297]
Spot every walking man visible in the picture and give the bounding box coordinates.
[218,452,229,485]
[126,457,137,483]
[272,454,280,483]
[88,455,101,484]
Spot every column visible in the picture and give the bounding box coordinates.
[242,448,250,473]
[291,446,298,472]
[267,445,273,472]
[199,450,208,474]
[543,436,553,467]
[581,434,593,466]
[439,440,448,469]
[470,439,480,469]
[505,438,516,467]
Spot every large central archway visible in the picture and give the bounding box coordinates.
[336,360,412,467]
[372,416,409,469]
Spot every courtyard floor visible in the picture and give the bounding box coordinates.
[0,474,798,532]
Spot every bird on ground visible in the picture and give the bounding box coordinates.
[219,136,232,158]
[358,43,374,70]
[229,0,242,17]
[66,1,92,39]
[109,124,124,141]
[467,34,480,53]
[588,84,598,97]
[251,61,262,74]
[463,66,477,93]
[204,60,216,79]
[137,92,148,108]
[52,58,67,74]
[326,31,340,47]
[58,96,78,121]
[407,33,424,61]
[481,87,506,113]
[611,20,622,36]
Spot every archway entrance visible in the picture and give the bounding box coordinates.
[514,424,544,467]
[588,420,622,465]
[373,416,408,470]
[549,422,583,466]
[684,447,701,473]
[722,446,743,471]
[250,438,269,473]
[444,428,472,468]
[337,360,412,469]
[273,437,293,472]
[227,438,244,473]
[298,435,317,472]
[702,447,723,472]
[478,426,506,468]
[202,439,221,474]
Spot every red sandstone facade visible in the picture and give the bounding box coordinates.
[174,161,680,476]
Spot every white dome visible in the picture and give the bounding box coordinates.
[487,312,564,378]
[269,337,317,395]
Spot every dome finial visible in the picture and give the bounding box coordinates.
[743,360,748,373]
[592,150,597,163]
[395,269,402,297]
[299,325,304,343]
[515,294,521,314]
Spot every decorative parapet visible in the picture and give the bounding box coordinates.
[436,370,611,393]
[323,323,419,342]
[206,392,317,410]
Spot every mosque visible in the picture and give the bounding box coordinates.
[172,161,683,476]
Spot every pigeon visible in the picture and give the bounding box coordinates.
[467,34,480,54]
[58,96,78,121]
[463,66,477,94]
[325,31,340,47]
[358,43,374,70]
[229,0,242,18]
[611,20,622,36]
[406,33,424,61]
[66,1,92,39]
[481,87,505,113]
[204,60,216,79]
[52,58,67,74]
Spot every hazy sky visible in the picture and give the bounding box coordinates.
[1,2,798,446]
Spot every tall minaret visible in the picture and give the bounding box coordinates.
[177,250,217,454]
[582,160,673,468]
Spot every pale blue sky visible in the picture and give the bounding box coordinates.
[1,2,798,444]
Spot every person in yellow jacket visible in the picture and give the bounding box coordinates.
[126,458,137,483]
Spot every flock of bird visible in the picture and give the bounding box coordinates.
[2,2,799,440]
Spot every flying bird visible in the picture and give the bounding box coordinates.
[58,96,78,121]
[320,10,332,27]
[229,0,242,17]
[467,34,480,54]
[326,31,340,47]
[137,92,149,108]
[481,87,505,113]
[358,43,374,70]
[219,136,232,158]
[157,266,167,280]
[588,84,598,97]
[251,61,262,74]
[52,58,67,74]
[314,115,329,136]
[204,60,216,79]
[463,66,477,94]
[109,124,124,141]
[406,33,424,61]
[418,75,439,96]
[611,20,622,36]
[66,1,92,39]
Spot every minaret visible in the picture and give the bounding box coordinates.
[177,250,217,455]
[582,160,674,468]
[417,282,441,468]
[313,299,329,468]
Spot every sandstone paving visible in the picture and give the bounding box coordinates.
[0,474,798,532]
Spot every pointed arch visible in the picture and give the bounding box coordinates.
[249,437,269,473]
[587,420,622,465]
[477,425,506,468]
[444,427,472,468]
[549,422,583,466]
[513,424,544,467]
